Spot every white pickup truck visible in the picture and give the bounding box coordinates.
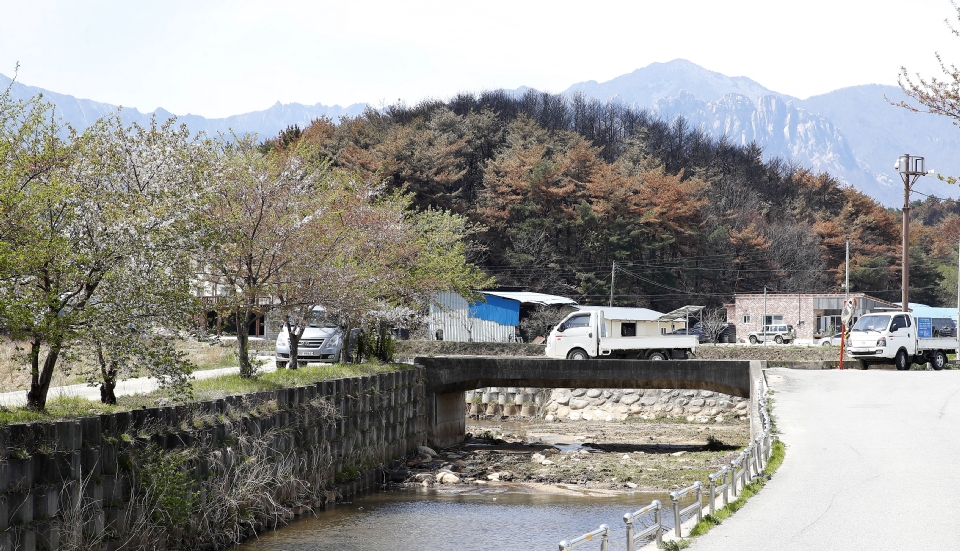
[544,309,698,360]
[847,312,959,370]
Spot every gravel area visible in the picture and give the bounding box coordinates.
[392,418,750,493]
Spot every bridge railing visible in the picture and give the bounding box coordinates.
[708,466,730,514]
[669,481,703,537]
[559,524,610,551]
[623,499,663,551]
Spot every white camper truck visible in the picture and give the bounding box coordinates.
[544,309,699,360]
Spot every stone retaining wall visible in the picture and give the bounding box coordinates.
[465,387,749,423]
[0,368,426,551]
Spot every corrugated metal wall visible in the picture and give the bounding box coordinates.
[429,292,516,342]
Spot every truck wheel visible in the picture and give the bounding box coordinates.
[857,359,868,370]
[774,335,784,344]
[895,349,909,371]
[932,351,948,371]
[648,351,667,361]
[749,335,758,344]
[567,348,589,360]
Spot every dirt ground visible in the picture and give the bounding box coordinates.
[395,418,751,493]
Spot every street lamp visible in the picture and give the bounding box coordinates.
[895,154,935,312]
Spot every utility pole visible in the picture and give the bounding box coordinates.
[896,154,933,312]
[609,261,616,307]
[763,286,767,344]
[845,240,850,304]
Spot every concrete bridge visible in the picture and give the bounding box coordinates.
[416,357,759,447]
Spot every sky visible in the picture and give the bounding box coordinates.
[1,0,958,119]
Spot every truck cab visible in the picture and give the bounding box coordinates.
[546,311,598,359]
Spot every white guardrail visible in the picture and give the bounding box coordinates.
[559,379,775,549]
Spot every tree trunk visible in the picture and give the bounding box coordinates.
[100,378,118,405]
[236,310,255,378]
[289,335,299,370]
[339,320,353,364]
[26,339,62,411]
[96,342,118,405]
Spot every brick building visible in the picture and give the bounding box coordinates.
[724,293,900,343]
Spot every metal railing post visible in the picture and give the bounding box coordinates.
[708,465,729,513]
[708,473,716,515]
[671,492,682,537]
[655,504,662,547]
[623,500,662,551]
[695,482,703,524]
[668,482,702,538]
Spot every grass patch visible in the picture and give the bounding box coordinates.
[0,362,410,425]
[186,363,410,398]
[0,396,125,426]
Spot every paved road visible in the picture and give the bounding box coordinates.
[693,368,960,550]
[0,355,278,407]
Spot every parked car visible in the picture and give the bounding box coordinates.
[747,324,795,344]
[275,306,358,367]
[669,327,709,343]
[817,333,843,346]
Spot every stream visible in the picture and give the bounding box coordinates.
[236,485,691,551]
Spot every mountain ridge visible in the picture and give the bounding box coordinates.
[5,60,958,206]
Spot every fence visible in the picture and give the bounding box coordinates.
[558,377,776,549]
[669,482,703,537]
[624,500,663,551]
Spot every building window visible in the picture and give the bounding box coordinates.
[621,322,637,337]
[742,315,751,324]
[764,315,783,326]
[818,315,842,333]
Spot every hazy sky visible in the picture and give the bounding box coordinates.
[2,0,958,118]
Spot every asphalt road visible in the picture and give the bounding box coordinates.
[692,368,960,551]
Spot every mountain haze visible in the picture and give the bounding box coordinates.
[0,73,369,139]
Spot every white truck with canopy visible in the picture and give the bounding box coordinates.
[544,308,699,360]
[847,311,959,370]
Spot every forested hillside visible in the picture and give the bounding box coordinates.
[270,90,960,311]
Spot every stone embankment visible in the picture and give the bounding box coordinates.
[0,369,426,551]
[542,388,748,423]
[464,387,748,423]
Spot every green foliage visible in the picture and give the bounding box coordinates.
[356,323,397,363]
[133,446,197,528]
[335,465,359,484]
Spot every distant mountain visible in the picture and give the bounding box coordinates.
[800,84,960,205]
[565,59,797,106]
[0,73,369,139]
[561,59,960,206]
[652,91,878,199]
[7,60,960,206]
